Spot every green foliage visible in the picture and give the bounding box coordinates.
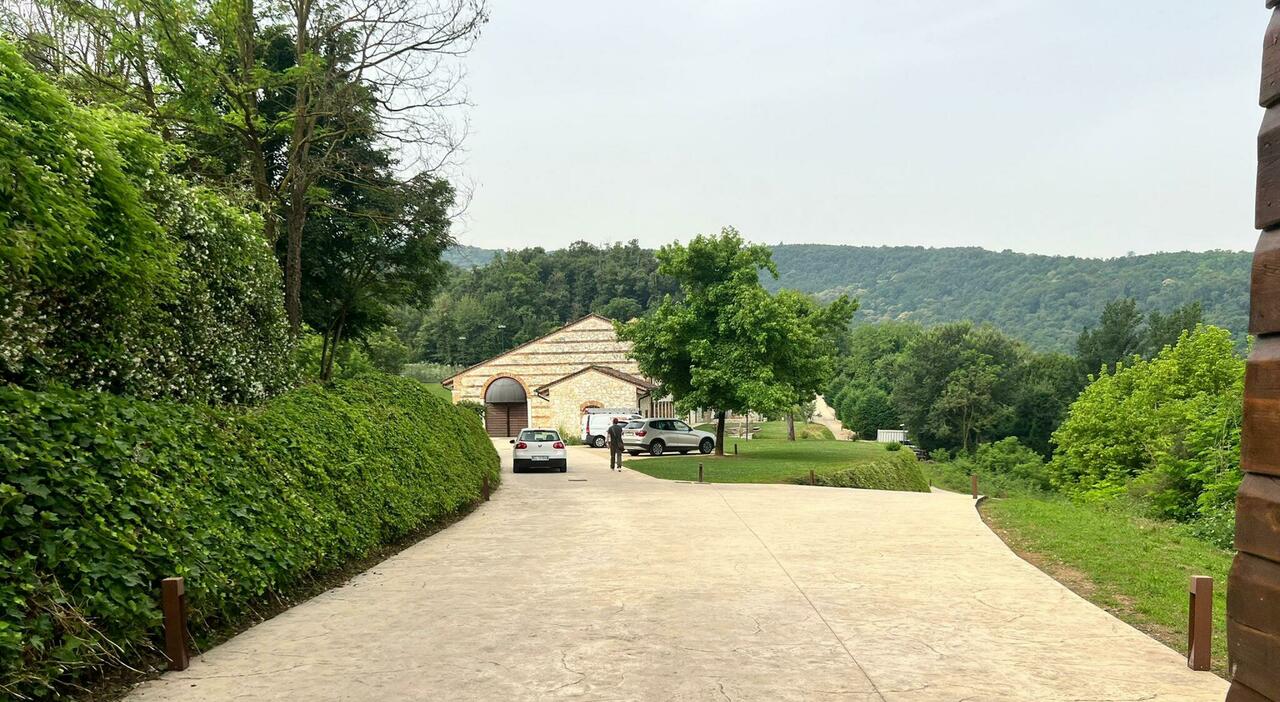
[845,388,898,440]
[359,328,412,375]
[407,241,681,366]
[618,228,853,453]
[1075,298,1145,375]
[807,451,929,492]
[764,245,1248,352]
[885,441,902,452]
[0,40,293,403]
[400,362,463,385]
[1049,326,1243,523]
[454,400,485,418]
[0,375,499,698]
[932,437,1053,497]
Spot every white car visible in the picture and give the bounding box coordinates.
[510,428,568,473]
[581,409,641,448]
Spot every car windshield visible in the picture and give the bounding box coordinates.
[624,420,644,429]
[518,430,559,442]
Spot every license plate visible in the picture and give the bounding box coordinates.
[532,455,549,461]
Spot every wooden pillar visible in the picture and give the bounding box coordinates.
[1229,5,1280,698]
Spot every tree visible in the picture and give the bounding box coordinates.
[770,290,857,440]
[1006,352,1085,456]
[892,323,1022,453]
[848,388,897,440]
[7,0,486,331]
[301,145,455,379]
[1144,301,1204,357]
[1076,298,1144,375]
[619,228,797,455]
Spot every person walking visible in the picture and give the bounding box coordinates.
[607,418,626,472]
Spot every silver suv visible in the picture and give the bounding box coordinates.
[622,418,716,456]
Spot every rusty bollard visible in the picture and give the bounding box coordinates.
[970,474,979,499]
[1187,575,1213,671]
[810,469,816,486]
[161,577,189,671]
[482,473,490,501]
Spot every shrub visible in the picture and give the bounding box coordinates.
[0,40,292,403]
[885,441,902,452]
[401,362,463,385]
[0,374,498,698]
[803,451,929,492]
[1049,326,1243,522]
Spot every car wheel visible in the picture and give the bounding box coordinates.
[513,465,524,473]
[649,440,665,456]
[559,466,567,473]
[628,450,641,456]
[592,435,606,449]
[699,438,714,454]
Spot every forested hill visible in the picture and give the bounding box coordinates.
[764,245,1250,351]
[439,243,1250,351]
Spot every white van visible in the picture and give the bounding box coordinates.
[581,408,642,448]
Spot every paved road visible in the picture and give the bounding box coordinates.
[129,442,1226,701]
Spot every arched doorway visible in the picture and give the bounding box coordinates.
[483,377,528,437]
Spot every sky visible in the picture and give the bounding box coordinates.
[451,1,1261,257]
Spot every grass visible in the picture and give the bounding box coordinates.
[628,436,902,484]
[981,496,1232,678]
[423,383,453,402]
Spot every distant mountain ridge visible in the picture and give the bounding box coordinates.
[442,243,1250,351]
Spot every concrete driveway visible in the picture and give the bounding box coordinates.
[129,441,1226,701]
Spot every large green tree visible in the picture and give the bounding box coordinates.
[1075,298,1145,375]
[892,323,1022,453]
[618,228,849,454]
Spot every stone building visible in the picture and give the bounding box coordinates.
[442,315,675,437]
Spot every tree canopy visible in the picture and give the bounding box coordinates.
[617,228,853,454]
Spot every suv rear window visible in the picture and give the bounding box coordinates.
[518,430,560,442]
[624,420,645,429]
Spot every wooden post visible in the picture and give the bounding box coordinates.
[698,463,704,483]
[161,577,189,671]
[970,474,978,499]
[734,443,738,455]
[1232,6,1280,700]
[1187,575,1212,671]
[482,473,490,501]
[810,469,816,486]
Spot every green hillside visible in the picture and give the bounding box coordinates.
[765,245,1249,351]
[434,243,1250,352]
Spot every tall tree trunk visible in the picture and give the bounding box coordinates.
[715,410,726,456]
[787,411,796,441]
[284,0,313,333]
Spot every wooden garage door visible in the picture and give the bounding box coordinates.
[484,402,528,437]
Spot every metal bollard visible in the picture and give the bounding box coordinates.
[810,469,816,486]
[734,443,738,455]
[970,474,978,499]
[482,473,490,501]
[1187,575,1213,671]
[161,577,189,671]
[698,463,704,483]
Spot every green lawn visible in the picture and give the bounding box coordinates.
[982,497,1232,677]
[628,436,895,484]
[424,383,453,402]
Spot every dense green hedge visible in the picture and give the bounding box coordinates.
[0,39,292,403]
[0,374,498,698]
[803,451,929,492]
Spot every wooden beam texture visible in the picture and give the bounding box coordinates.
[1232,4,1280,699]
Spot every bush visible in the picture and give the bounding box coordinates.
[0,40,292,403]
[401,362,463,385]
[0,374,498,698]
[885,441,902,452]
[803,451,929,492]
[1049,326,1243,522]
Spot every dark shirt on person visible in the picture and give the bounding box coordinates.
[607,423,624,449]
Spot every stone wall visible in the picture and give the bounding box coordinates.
[544,370,644,438]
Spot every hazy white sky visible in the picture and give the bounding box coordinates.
[452,1,1260,257]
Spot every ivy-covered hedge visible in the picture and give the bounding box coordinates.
[0,39,292,403]
[0,374,498,698]
[801,451,930,493]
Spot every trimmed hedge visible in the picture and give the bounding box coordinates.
[0,374,498,698]
[803,451,930,493]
